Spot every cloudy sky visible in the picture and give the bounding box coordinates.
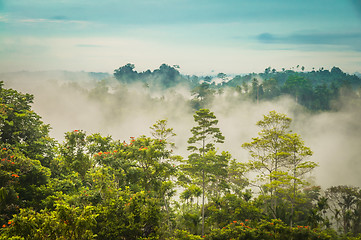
[1,0,361,75]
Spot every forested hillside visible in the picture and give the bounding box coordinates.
[1,64,361,239]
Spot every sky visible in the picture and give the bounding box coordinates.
[1,0,361,75]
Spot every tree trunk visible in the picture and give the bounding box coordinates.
[163,195,172,231]
[202,168,205,236]
[201,136,205,236]
[290,165,296,228]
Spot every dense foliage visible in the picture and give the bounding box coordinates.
[1,67,361,240]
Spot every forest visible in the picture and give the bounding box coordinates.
[113,64,360,111]
[1,64,361,240]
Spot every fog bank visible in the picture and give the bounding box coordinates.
[2,71,361,188]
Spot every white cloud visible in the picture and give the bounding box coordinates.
[19,18,90,25]
[0,14,8,22]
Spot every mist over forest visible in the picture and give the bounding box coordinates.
[2,65,361,188]
[1,64,361,239]
[2,0,361,238]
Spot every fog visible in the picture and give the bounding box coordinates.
[2,71,361,189]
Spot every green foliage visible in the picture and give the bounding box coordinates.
[177,207,202,235]
[205,219,331,240]
[150,119,176,148]
[95,189,162,240]
[166,229,202,240]
[114,63,138,83]
[86,133,113,156]
[0,82,54,166]
[180,185,202,204]
[223,66,361,111]
[190,83,216,109]
[242,111,316,222]
[114,63,187,89]
[59,130,92,178]
[93,135,177,193]
[227,159,249,195]
[0,146,50,223]
[187,109,224,155]
[326,185,361,235]
[242,111,293,192]
[283,75,313,106]
[206,194,265,229]
[1,201,97,240]
[183,151,230,196]
[262,78,281,99]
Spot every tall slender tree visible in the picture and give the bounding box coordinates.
[184,109,225,236]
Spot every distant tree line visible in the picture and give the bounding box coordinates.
[114,63,186,89]
[114,64,361,111]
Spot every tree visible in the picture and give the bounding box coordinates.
[206,193,264,229]
[242,111,316,222]
[150,119,176,148]
[114,63,138,83]
[86,133,113,156]
[149,119,177,229]
[262,78,280,99]
[191,82,215,109]
[241,80,249,94]
[59,130,93,179]
[203,76,212,83]
[264,67,271,75]
[203,151,231,199]
[0,81,54,167]
[282,75,312,105]
[153,64,182,88]
[217,73,227,84]
[326,185,361,235]
[227,159,249,196]
[93,135,176,194]
[250,78,263,103]
[0,146,51,224]
[242,111,291,218]
[1,202,98,240]
[283,133,315,227]
[183,109,225,235]
[313,84,331,110]
[95,189,163,239]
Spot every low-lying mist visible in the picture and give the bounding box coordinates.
[2,71,361,189]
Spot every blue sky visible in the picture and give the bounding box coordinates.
[1,0,361,74]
